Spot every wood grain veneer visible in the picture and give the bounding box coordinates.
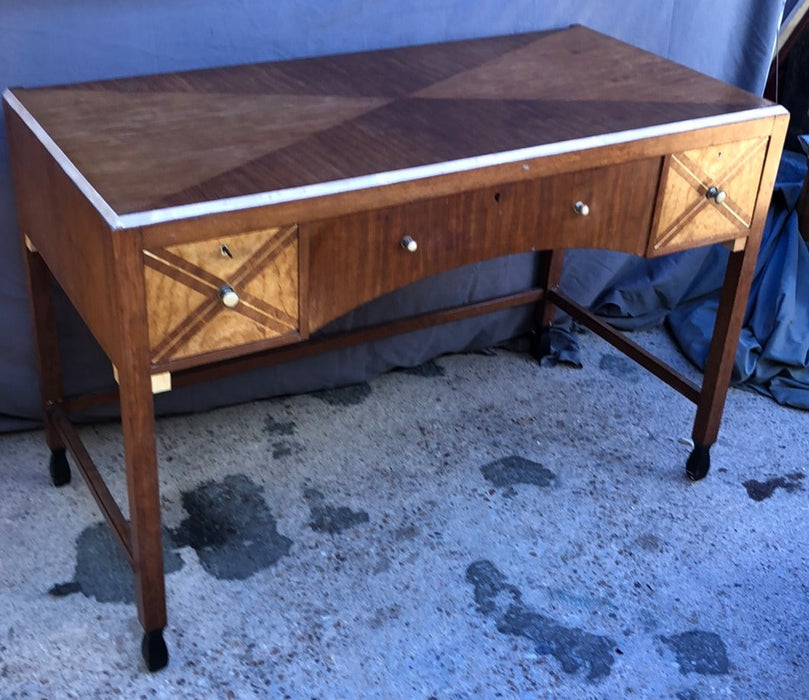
[651,136,769,254]
[9,25,770,220]
[144,225,300,366]
[3,104,123,364]
[306,158,660,332]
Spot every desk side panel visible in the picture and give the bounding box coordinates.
[4,103,122,363]
[745,113,790,246]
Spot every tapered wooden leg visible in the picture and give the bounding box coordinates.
[112,233,169,670]
[22,244,70,485]
[117,367,168,670]
[688,244,759,480]
[531,249,565,359]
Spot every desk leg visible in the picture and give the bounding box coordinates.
[117,369,169,670]
[531,250,564,359]
[687,244,758,480]
[113,234,169,671]
[22,246,70,486]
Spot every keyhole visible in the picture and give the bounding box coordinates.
[220,243,233,258]
[494,192,501,203]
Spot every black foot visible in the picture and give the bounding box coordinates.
[48,448,71,486]
[685,443,711,481]
[142,629,169,672]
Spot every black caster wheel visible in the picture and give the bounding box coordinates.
[142,629,169,672]
[685,444,711,481]
[48,448,71,486]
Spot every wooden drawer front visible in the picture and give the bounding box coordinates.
[306,158,659,332]
[650,137,768,255]
[143,225,299,365]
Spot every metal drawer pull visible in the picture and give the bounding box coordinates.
[706,186,727,204]
[218,284,240,308]
[401,235,418,252]
[573,201,590,216]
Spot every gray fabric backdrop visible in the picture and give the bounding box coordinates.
[0,0,786,430]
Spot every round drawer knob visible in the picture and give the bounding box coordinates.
[219,284,239,308]
[573,201,590,216]
[401,236,418,252]
[706,186,727,204]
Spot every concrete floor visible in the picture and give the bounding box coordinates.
[1,325,807,699]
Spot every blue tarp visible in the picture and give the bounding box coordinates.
[668,145,809,409]
[586,140,809,410]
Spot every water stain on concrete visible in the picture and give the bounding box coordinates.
[368,604,401,629]
[311,382,372,407]
[742,472,804,501]
[265,414,302,459]
[304,487,370,534]
[480,456,556,489]
[398,360,445,378]
[265,414,296,437]
[635,533,663,553]
[49,523,182,604]
[599,353,641,380]
[271,441,297,458]
[172,474,292,580]
[466,560,617,682]
[394,523,419,541]
[658,630,730,675]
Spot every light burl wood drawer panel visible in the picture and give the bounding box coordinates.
[649,136,769,255]
[143,225,299,365]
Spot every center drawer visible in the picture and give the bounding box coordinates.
[143,224,300,367]
[305,158,660,331]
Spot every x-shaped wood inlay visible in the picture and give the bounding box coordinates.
[655,139,767,249]
[144,225,297,363]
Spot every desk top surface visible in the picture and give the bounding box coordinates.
[6,25,772,222]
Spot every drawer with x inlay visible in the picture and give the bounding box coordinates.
[649,136,769,255]
[142,224,301,368]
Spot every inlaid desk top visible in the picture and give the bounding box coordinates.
[5,25,776,230]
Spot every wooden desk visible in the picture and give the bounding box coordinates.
[3,25,787,670]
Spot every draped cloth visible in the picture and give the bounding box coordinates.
[667,147,809,409]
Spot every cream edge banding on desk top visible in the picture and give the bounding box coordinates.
[3,88,787,232]
[3,88,120,228]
